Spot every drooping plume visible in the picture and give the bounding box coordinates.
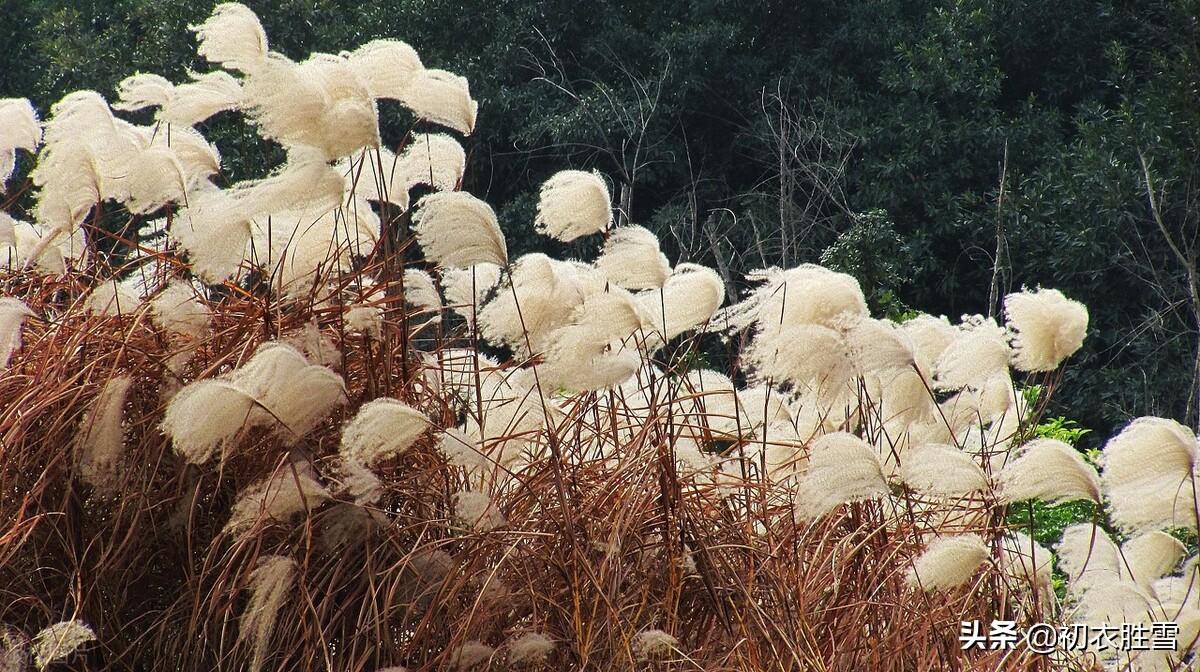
[595,225,671,290]
[344,39,423,100]
[412,192,508,268]
[478,253,605,354]
[636,263,725,342]
[899,444,988,497]
[0,298,33,368]
[31,621,96,670]
[76,375,133,492]
[1004,288,1088,372]
[0,98,42,187]
[225,463,330,533]
[932,315,1010,391]
[240,555,296,672]
[161,379,256,464]
[996,438,1101,505]
[796,432,889,519]
[399,69,478,135]
[452,490,506,532]
[1100,417,1199,533]
[534,170,612,242]
[191,3,269,73]
[905,534,989,592]
[340,398,430,466]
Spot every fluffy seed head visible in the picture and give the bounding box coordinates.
[452,490,506,532]
[0,298,33,368]
[535,170,612,242]
[76,376,133,492]
[933,315,1011,391]
[1005,288,1088,372]
[225,464,330,534]
[340,398,430,466]
[448,641,494,669]
[797,432,889,519]
[240,555,295,672]
[149,281,210,339]
[1123,531,1186,589]
[400,69,478,135]
[507,632,554,665]
[161,379,255,464]
[412,191,508,267]
[899,444,988,497]
[905,534,989,592]
[633,629,678,660]
[191,3,269,72]
[344,39,423,100]
[996,438,1100,504]
[637,263,725,342]
[1100,417,1199,533]
[595,225,671,290]
[31,621,95,670]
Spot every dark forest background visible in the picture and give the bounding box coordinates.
[3,0,1199,443]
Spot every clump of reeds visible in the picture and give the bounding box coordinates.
[3,4,1198,672]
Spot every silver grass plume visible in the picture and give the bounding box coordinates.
[452,490,506,532]
[905,534,989,592]
[1099,416,1199,534]
[899,313,957,375]
[1004,287,1088,373]
[447,641,495,669]
[534,170,612,242]
[595,225,671,290]
[996,438,1101,505]
[191,3,269,73]
[540,289,646,392]
[932,314,1010,391]
[636,263,725,343]
[632,629,679,661]
[1123,531,1186,590]
[114,71,242,127]
[340,398,430,467]
[712,264,868,336]
[412,191,508,267]
[0,98,42,187]
[239,555,296,672]
[899,444,988,497]
[507,632,554,665]
[225,462,330,533]
[404,269,443,318]
[76,376,133,492]
[441,263,502,326]
[796,432,889,519]
[399,69,478,135]
[999,531,1054,594]
[149,281,210,340]
[160,379,256,463]
[0,298,33,368]
[30,621,95,670]
[478,253,605,354]
[344,40,423,100]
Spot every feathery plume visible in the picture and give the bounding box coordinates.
[165,71,243,125]
[478,253,605,354]
[161,379,255,464]
[633,629,678,661]
[0,298,33,368]
[344,303,383,337]
[397,133,466,191]
[933,315,1011,391]
[191,3,269,72]
[534,170,611,242]
[240,555,295,672]
[438,427,487,469]
[1099,417,1199,533]
[540,289,646,391]
[999,531,1053,590]
[448,641,494,669]
[595,225,671,290]
[1,625,28,672]
[0,98,41,187]
[441,262,501,325]
[905,534,989,592]
[404,269,442,316]
[125,146,188,213]
[996,438,1100,504]
[149,281,210,339]
[508,632,554,665]
[899,444,988,497]
[112,73,173,112]
[31,621,95,670]
[340,398,430,466]
[344,40,423,100]
[636,263,725,342]
[76,376,133,491]
[714,264,868,335]
[1004,288,1088,372]
[452,490,506,532]
[85,279,143,316]
[335,458,384,506]
[412,191,508,267]
[225,463,330,533]
[1057,524,1122,593]
[1123,531,1185,589]
[900,313,957,375]
[797,432,889,519]
[399,69,478,135]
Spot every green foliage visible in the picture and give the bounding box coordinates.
[819,209,911,315]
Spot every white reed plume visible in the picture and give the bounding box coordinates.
[996,438,1101,504]
[340,398,430,466]
[714,264,868,336]
[170,188,252,282]
[540,289,646,392]
[404,269,443,317]
[905,534,989,592]
[334,458,384,506]
[191,3,269,72]
[226,341,345,439]
[344,39,423,100]
[161,379,256,463]
[253,202,380,298]
[2,216,85,274]
[397,133,466,191]
[225,462,330,533]
[632,629,679,661]
[0,298,33,368]
[241,53,379,159]
[345,303,383,337]
[0,98,42,187]
[507,632,554,665]
[448,641,495,669]
[1073,580,1158,628]
[442,262,502,326]
[438,427,488,470]
[932,314,1011,391]
[1057,524,1123,596]
[595,225,671,290]
[1099,417,1199,533]
[84,279,143,317]
[636,263,725,342]
[1123,531,1186,590]
[452,490,506,532]
[900,313,957,375]
[478,253,605,354]
[114,71,242,127]
[31,620,95,670]
[399,69,478,135]
[412,191,508,267]
[125,146,188,214]
[152,126,221,187]
[999,531,1054,592]
[149,281,210,340]
[796,432,889,519]
[239,555,296,672]
[76,375,133,492]
[744,322,855,397]
[534,170,611,242]
[899,444,988,497]
[1004,287,1088,372]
